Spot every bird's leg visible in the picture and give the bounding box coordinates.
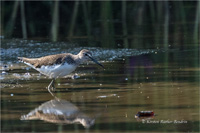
[47,79,56,98]
[48,79,54,89]
[51,78,56,91]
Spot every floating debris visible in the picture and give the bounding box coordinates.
[12,73,21,78]
[135,111,155,118]
[71,74,80,79]
[1,71,7,75]
[97,94,118,99]
[25,67,31,70]
[12,73,32,79]
[97,95,107,98]
[23,73,31,78]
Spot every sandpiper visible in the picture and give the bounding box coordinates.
[18,49,104,93]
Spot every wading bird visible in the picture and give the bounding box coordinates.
[18,49,104,94]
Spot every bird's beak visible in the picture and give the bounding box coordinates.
[87,55,104,69]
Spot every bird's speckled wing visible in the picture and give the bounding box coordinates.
[18,53,75,68]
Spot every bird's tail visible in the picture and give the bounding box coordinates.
[17,57,37,68]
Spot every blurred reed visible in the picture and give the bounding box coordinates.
[1,1,199,49]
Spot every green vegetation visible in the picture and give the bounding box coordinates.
[1,1,199,48]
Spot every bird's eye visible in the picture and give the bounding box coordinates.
[84,53,88,56]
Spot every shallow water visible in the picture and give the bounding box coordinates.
[1,40,199,132]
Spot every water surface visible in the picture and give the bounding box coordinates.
[1,40,199,132]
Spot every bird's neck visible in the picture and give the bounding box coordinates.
[74,54,84,65]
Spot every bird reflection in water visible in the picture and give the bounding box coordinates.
[20,98,95,128]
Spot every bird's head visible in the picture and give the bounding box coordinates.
[78,49,104,68]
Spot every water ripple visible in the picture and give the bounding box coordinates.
[1,39,158,63]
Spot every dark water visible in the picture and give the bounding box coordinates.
[1,40,199,132]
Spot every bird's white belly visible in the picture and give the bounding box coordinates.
[36,64,77,78]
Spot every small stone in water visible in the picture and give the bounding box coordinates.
[1,71,7,75]
[11,94,14,96]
